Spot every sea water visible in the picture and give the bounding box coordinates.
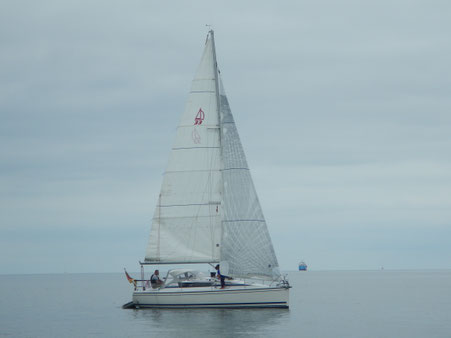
[1,270,450,337]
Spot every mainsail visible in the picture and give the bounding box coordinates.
[145,34,222,263]
[145,31,280,279]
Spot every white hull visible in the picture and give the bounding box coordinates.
[132,285,289,308]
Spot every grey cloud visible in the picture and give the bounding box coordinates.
[1,0,450,273]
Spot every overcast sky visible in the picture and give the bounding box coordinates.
[1,0,450,274]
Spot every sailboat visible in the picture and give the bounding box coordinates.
[126,30,290,309]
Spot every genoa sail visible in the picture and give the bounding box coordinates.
[218,77,279,280]
[145,31,280,280]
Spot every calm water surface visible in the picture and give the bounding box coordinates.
[1,270,450,337]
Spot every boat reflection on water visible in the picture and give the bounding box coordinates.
[133,307,289,336]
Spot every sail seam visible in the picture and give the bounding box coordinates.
[222,167,249,171]
[165,169,221,174]
[223,219,265,222]
[177,124,219,129]
[172,146,220,150]
[157,203,212,207]
[152,215,219,220]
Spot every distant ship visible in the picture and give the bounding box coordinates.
[298,261,307,271]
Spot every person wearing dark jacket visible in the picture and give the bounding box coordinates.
[215,264,225,289]
[150,269,163,288]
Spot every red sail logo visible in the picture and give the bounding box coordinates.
[194,108,205,125]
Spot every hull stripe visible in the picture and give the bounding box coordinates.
[134,288,287,296]
[136,301,287,306]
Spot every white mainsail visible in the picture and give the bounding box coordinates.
[145,31,280,280]
[145,35,222,263]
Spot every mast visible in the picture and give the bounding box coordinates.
[209,30,224,263]
[209,30,221,123]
